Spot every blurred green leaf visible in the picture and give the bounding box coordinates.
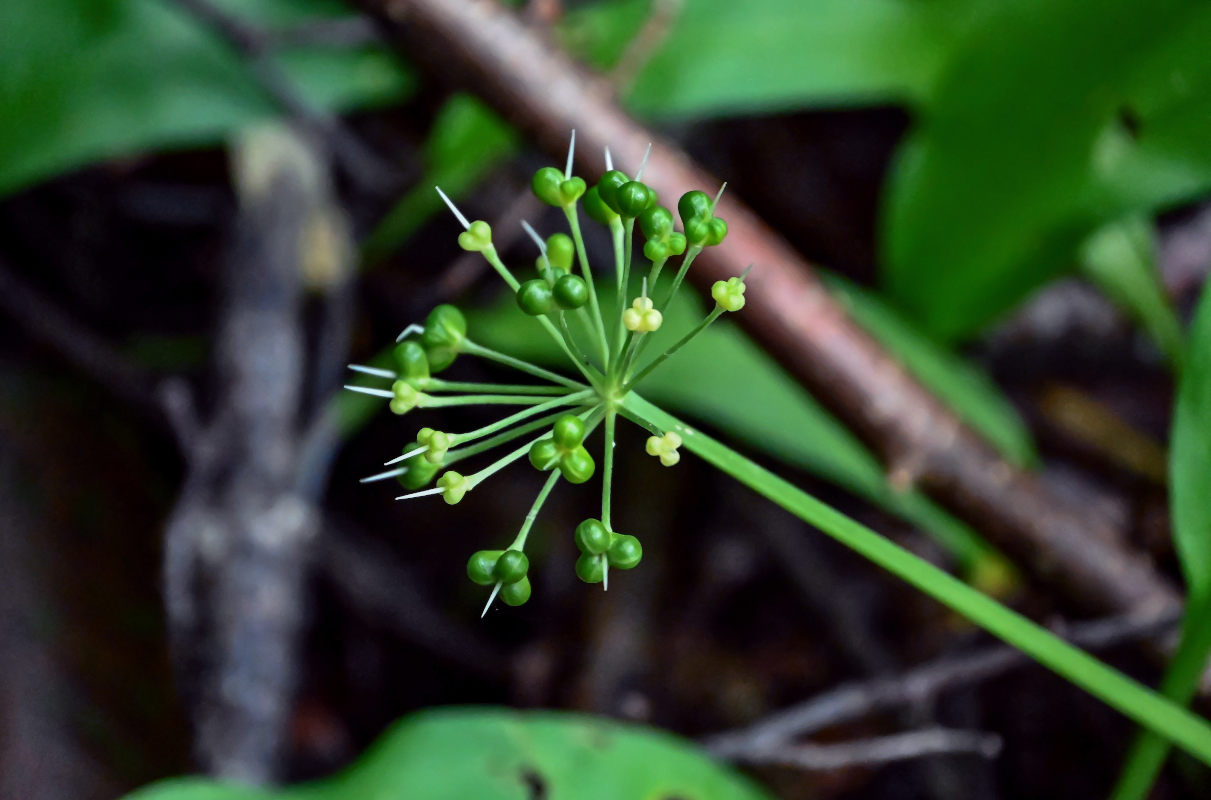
[1080,216,1184,368]
[472,286,1006,576]
[0,0,413,196]
[125,709,772,800]
[361,94,517,266]
[882,0,1211,340]
[566,0,976,118]
[1111,278,1211,798]
[822,273,1037,467]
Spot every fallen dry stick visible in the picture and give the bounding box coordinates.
[359,0,1179,618]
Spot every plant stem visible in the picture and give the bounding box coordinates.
[565,207,611,363]
[601,409,616,530]
[452,390,595,446]
[626,307,724,389]
[659,244,702,312]
[446,406,592,464]
[426,393,582,408]
[425,379,569,395]
[461,339,584,389]
[620,392,1211,766]
[509,470,563,551]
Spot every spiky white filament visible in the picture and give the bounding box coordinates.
[521,220,547,255]
[395,486,444,501]
[360,467,407,483]
[344,384,393,398]
[634,142,653,180]
[384,445,427,466]
[564,129,576,178]
[481,582,502,617]
[395,323,425,342]
[604,146,614,172]
[347,364,396,379]
[713,181,728,209]
[434,186,471,230]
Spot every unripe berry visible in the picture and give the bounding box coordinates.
[552,274,588,309]
[516,279,554,316]
[552,414,586,449]
[574,518,611,555]
[494,550,530,584]
[575,553,605,583]
[501,576,532,606]
[467,550,502,586]
[559,446,596,484]
[607,534,643,569]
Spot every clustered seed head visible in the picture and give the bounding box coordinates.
[345,133,749,614]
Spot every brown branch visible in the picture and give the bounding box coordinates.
[357,0,1179,618]
[723,728,1002,772]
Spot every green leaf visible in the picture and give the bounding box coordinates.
[1080,216,1184,369]
[622,392,1211,767]
[822,273,1037,468]
[0,0,413,196]
[564,0,976,119]
[361,94,518,266]
[124,709,773,800]
[1111,273,1211,799]
[881,0,1211,340]
[471,288,1006,576]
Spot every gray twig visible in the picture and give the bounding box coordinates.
[704,605,1181,758]
[725,728,1002,772]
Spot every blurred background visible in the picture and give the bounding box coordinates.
[2,0,1211,798]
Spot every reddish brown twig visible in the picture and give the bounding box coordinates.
[358,0,1179,617]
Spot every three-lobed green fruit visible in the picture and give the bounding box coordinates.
[393,339,430,383]
[420,304,466,372]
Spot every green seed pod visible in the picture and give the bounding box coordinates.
[583,186,619,226]
[531,166,565,206]
[421,304,466,372]
[667,232,688,256]
[552,274,588,309]
[643,240,669,262]
[546,233,574,271]
[501,576,532,606]
[574,518,611,555]
[494,549,530,584]
[559,177,586,205]
[516,279,554,316]
[638,206,674,240]
[392,339,430,383]
[678,190,713,226]
[390,380,421,415]
[575,553,605,584]
[529,438,560,471]
[705,217,728,247]
[684,217,710,247]
[457,220,493,252]
[559,445,596,484]
[398,452,440,489]
[607,533,643,570]
[616,181,654,218]
[597,170,630,213]
[467,549,502,586]
[552,414,586,450]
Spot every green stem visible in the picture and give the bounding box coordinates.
[559,313,594,370]
[426,393,582,408]
[601,409,617,530]
[480,248,603,388]
[425,379,569,396]
[626,307,724,389]
[446,406,593,465]
[452,390,596,446]
[647,256,668,295]
[461,339,584,390]
[620,392,1211,766]
[565,207,611,364]
[509,470,563,551]
[659,245,702,312]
